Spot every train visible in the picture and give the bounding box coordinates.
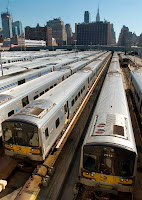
[130,68,142,120]
[119,54,130,67]
[0,51,94,76]
[0,52,106,137]
[1,50,72,64]
[0,51,99,92]
[79,53,137,197]
[1,52,111,161]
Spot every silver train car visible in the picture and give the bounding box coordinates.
[0,51,85,76]
[2,52,111,161]
[0,52,106,137]
[0,51,100,92]
[130,68,142,120]
[119,54,130,68]
[79,53,137,196]
[1,50,73,64]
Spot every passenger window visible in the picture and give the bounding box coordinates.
[88,78,90,84]
[45,88,49,92]
[8,110,14,117]
[83,86,85,90]
[64,104,67,113]
[34,95,39,100]
[56,118,60,128]
[54,83,57,87]
[78,92,80,97]
[40,91,44,96]
[22,96,29,107]
[45,128,49,138]
[50,86,53,89]
[18,79,25,85]
[75,95,77,102]
[81,89,83,94]
[71,99,74,106]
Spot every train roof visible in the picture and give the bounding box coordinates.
[0,51,98,76]
[7,53,109,127]
[0,70,70,107]
[131,69,142,93]
[8,71,91,126]
[83,53,137,153]
[119,54,129,60]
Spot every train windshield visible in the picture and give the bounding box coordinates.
[83,145,136,177]
[2,121,39,147]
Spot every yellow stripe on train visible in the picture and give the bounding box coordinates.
[82,172,133,185]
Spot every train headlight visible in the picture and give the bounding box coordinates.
[31,149,40,154]
[125,179,129,182]
[90,172,95,177]
[120,178,124,182]
[5,144,13,149]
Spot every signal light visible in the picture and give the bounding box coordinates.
[125,179,129,182]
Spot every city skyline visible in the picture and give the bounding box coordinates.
[0,0,141,41]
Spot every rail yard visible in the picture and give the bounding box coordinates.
[0,50,141,200]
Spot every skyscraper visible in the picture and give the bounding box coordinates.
[25,24,52,46]
[118,26,133,47]
[76,21,115,45]
[47,18,67,46]
[96,7,100,22]
[65,24,73,45]
[84,11,90,23]
[1,12,13,38]
[12,21,23,36]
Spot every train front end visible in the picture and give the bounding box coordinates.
[2,120,43,161]
[79,144,137,194]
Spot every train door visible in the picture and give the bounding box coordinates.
[64,101,70,124]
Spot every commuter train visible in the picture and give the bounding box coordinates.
[0,51,100,92]
[119,54,130,67]
[0,52,106,137]
[0,51,88,76]
[79,53,137,196]
[130,68,142,120]
[1,50,73,64]
[2,52,111,161]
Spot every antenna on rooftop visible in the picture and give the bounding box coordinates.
[6,0,9,13]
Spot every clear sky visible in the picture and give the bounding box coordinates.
[0,0,141,41]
